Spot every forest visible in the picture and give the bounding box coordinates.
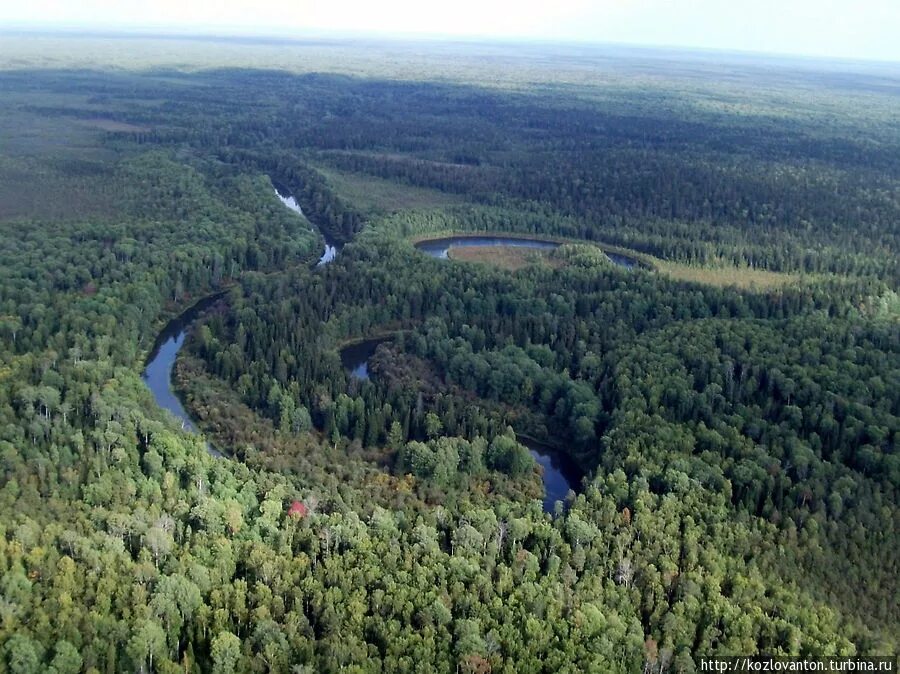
[0,35,897,673]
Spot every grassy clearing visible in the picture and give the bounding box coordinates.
[408,230,651,266]
[448,245,563,271]
[314,166,466,215]
[656,260,803,290]
[77,118,151,133]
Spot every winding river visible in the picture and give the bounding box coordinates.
[338,338,583,511]
[142,293,225,457]
[144,189,583,508]
[142,185,338,456]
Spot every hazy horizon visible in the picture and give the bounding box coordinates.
[3,25,900,73]
[3,0,900,64]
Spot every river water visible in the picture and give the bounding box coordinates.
[272,184,340,265]
[340,337,391,380]
[524,437,583,511]
[142,293,225,457]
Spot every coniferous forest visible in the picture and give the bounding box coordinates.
[0,35,897,673]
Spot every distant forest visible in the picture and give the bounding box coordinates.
[0,40,897,673]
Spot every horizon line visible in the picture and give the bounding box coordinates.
[2,23,900,69]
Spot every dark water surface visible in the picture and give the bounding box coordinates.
[142,293,225,457]
[339,337,391,380]
[523,437,583,512]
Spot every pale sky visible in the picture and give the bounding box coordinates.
[3,0,900,63]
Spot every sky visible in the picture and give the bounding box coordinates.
[3,0,900,63]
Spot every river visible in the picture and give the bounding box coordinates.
[337,338,582,511]
[144,191,583,507]
[340,337,391,380]
[142,182,339,457]
[523,437,583,512]
[142,292,225,457]
[272,183,341,265]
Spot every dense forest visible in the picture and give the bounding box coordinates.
[0,37,897,673]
